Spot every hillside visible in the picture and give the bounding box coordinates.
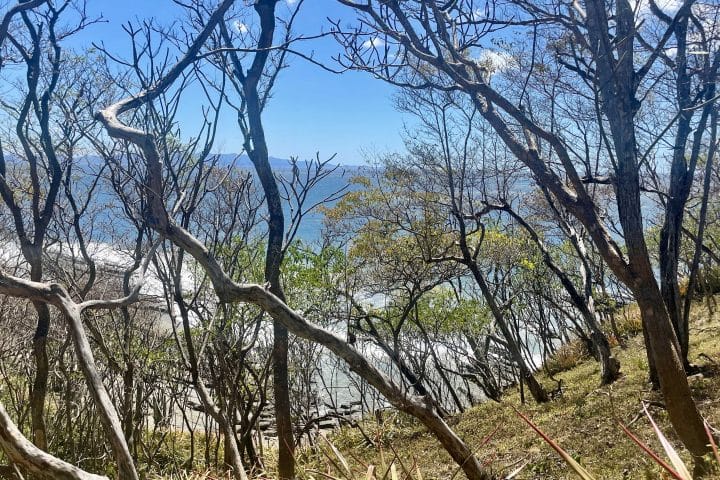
[300,300,720,479]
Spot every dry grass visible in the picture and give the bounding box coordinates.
[544,339,590,376]
[162,299,720,479]
[320,299,720,479]
[151,473,233,480]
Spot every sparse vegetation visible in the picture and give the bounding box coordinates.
[314,301,720,479]
[0,1,718,479]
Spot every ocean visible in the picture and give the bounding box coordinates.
[272,163,365,244]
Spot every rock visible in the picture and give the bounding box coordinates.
[318,419,337,430]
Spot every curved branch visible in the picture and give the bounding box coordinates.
[0,402,107,480]
[95,2,492,477]
[0,270,139,480]
[0,0,47,44]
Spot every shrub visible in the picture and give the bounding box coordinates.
[615,305,643,337]
[544,339,589,376]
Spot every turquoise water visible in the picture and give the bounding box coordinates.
[70,155,364,246]
[274,164,363,244]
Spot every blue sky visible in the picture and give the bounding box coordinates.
[73,1,410,165]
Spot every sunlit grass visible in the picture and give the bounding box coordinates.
[320,298,720,479]
[157,298,720,479]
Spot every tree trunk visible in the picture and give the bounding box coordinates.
[589,328,619,385]
[29,249,49,451]
[466,336,503,402]
[271,321,294,480]
[683,107,718,340]
[247,134,295,478]
[233,1,295,474]
[633,284,710,460]
[640,318,660,389]
[658,13,718,369]
[122,365,134,450]
[30,301,49,451]
[583,0,710,460]
[468,263,548,403]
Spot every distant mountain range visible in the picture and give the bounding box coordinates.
[4,152,364,172]
[216,154,300,169]
[214,154,366,171]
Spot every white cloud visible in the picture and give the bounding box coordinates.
[477,49,517,75]
[451,7,487,24]
[233,20,248,34]
[470,8,486,21]
[362,37,385,49]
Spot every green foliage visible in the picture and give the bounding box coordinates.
[593,292,619,314]
[414,287,490,335]
[281,242,349,325]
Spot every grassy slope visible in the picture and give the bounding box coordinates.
[316,299,720,479]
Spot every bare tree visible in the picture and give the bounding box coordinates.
[484,186,620,385]
[213,3,299,475]
[0,402,107,480]
[0,0,84,450]
[95,3,495,477]
[332,0,719,466]
[0,252,156,479]
[684,105,719,332]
